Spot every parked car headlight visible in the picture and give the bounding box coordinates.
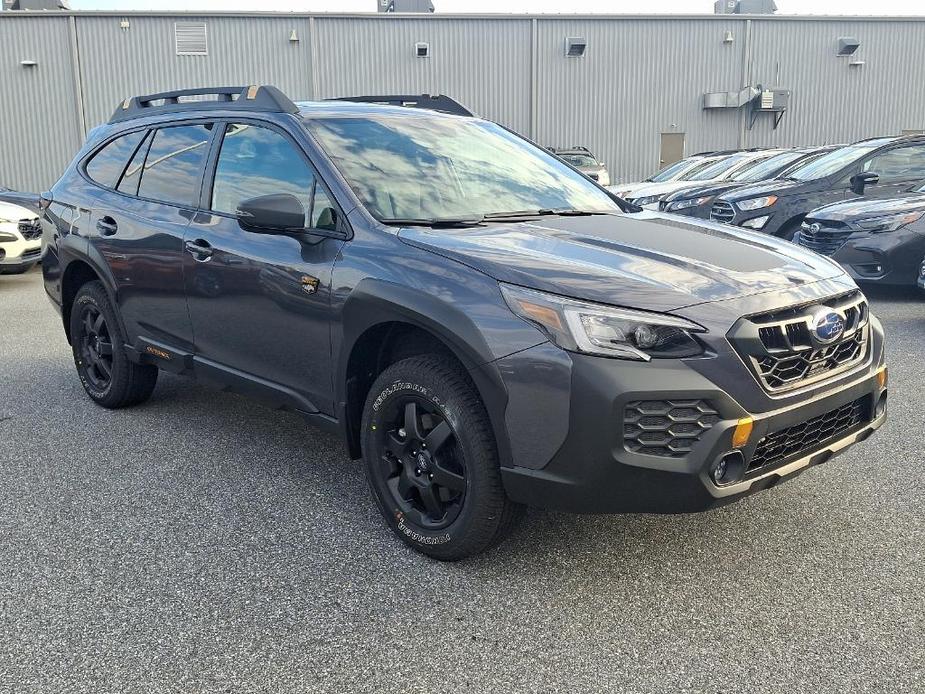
[632,195,662,207]
[853,211,925,233]
[500,284,706,361]
[666,196,712,211]
[737,195,778,211]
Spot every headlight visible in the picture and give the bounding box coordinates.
[632,195,662,207]
[852,210,925,233]
[500,284,706,361]
[667,196,712,211]
[0,231,18,242]
[737,195,778,211]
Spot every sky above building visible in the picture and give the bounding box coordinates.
[66,0,925,15]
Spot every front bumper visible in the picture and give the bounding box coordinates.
[0,236,41,267]
[828,228,925,287]
[499,344,886,515]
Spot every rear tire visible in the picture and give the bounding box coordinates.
[360,354,522,560]
[70,281,158,409]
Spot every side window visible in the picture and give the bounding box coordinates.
[310,186,338,231]
[211,123,315,218]
[863,145,925,183]
[85,130,146,189]
[137,124,213,207]
[116,131,151,196]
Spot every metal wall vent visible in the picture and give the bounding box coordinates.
[175,22,208,56]
[565,37,587,58]
[414,41,430,58]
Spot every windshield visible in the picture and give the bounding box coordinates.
[648,158,701,182]
[688,154,754,181]
[787,142,885,181]
[306,116,620,220]
[730,151,805,182]
[559,153,597,168]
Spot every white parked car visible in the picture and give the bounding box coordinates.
[0,200,41,275]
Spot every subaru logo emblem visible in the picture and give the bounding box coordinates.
[809,223,821,233]
[810,309,845,344]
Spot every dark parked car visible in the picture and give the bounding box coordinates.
[711,136,925,238]
[41,85,887,560]
[550,147,610,186]
[797,184,925,291]
[660,147,835,219]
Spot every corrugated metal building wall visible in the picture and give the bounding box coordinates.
[2,11,925,191]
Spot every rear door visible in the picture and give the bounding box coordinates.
[183,120,346,415]
[84,122,215,353]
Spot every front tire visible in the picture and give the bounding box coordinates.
[70,281,158,409]
[360,355,522,560]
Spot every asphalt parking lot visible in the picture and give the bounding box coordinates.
[0,266,922,693]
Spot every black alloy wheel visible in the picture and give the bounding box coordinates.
[76,303,114,391]
[373,397,467,530]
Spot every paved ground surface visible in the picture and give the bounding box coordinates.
[0,266,922,693]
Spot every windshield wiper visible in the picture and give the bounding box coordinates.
[379,216,485,228]
[480,208,616,221]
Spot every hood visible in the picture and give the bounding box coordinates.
[397,211,846,313]
[0,199,38,221]
[807,192,925,222]
[720,178,808,203]
[662,181,743,202]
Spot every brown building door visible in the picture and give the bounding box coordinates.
[659,132,686,168]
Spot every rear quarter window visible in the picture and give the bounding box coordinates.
[85,130,146,188]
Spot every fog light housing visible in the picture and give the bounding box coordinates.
[875,392,888,419]
[740,216,770,230]
[711,451,746,486]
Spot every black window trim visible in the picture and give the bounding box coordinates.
[201,116,351,239]
[81,126,150,193]
[79,118,220,211]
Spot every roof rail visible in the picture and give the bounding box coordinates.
[328,94,475,117]
[109,85,299,124]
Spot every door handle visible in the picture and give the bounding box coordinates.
[96,216,118,236]
[184,238,213,261]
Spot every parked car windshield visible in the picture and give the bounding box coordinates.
[306,116,620,220]
[559,153,598,168]
[648,158,701,182]
[786,141,888,181]
[730,150,804,182]
[688,154,755,181]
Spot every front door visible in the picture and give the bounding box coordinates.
[184,121,345,415]
[856,142,925,200]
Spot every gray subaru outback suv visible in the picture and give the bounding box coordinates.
[41,86,887,560]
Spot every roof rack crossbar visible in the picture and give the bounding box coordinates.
[109,85,299,124]
[327,93,475,117]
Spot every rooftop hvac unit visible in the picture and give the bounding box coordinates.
[378,0,435,11]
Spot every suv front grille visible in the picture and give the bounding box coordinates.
[17,219,42,241]
[728,291,870,394]
[748,397,867,472]
[710,201,735,224]
[624,399,720,457]
[797,220,852,256]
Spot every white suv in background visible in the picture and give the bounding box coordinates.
[0,200,41,275]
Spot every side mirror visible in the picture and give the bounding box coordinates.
[850,171,880,195]
[236,193,305,232]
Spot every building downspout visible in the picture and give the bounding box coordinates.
[68,15,87,142]
[530,17,538,140]
[739,18,752,150]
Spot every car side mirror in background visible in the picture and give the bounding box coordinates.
[850,171,880,195]
[236,193,305,232]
